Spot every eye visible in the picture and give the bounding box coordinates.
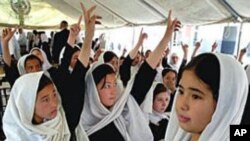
[104,84,112,89]
[178,89,184,95]
[42,97,49,103]
[192,94,202,100]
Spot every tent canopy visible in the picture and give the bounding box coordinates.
[1,0,250,29]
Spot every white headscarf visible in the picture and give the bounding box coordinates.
[76,62,153,141]
[17,54,29,75]
[3,72,70,141]
[169,52,179,71]
[165,53,249,141]
[141,82,170,124]
[30,47,52,70]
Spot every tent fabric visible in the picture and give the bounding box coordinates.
[1,0,250,29]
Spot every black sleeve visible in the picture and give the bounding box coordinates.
[119,55,133,87]
[130,61,157,105]
[3,61,20,87]
[161,57,171,68]
[58,43,75,72]
[64,60,89,132]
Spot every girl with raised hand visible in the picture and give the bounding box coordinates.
[165,53,248,141]
[74,8,180,141]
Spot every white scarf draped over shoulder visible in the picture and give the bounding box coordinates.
[76,62,153,141]
[3,72,70,141]
[165,53,249,141]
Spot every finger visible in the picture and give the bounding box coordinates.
[167,10,172,25]
[80,2,88,22]
[88,5,97,14]
[140,28,143,35]
[87,5,97,20]
[95,21,101,25]
[96,15,102,19]
[77,15,82,26]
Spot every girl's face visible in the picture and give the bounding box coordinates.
[163,71,176,92]
[97,73,117,107]
[109,57,119,73]
[25,59,42,73]
[31,50,44,62]
[33,83,58,124]
[153,91,170,113]
[70,51,80,69]
[176,70,216,135]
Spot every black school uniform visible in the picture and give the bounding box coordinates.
[73,60,157,141]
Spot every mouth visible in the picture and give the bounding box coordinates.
[178,114,190,123]
[51,109,57,116]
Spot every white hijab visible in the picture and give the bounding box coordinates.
[30,47,52,70]
[76,62,153,141]
[17,54,29,75]
[165,53,249,141]
[141,82,170,124]
[169,53,179,72]
[3,72,70,141]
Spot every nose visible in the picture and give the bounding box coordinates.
[177,94,189,111]
[111,85,117,96]
[51,96,58,108]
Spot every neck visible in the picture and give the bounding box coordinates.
[191,133,200,141]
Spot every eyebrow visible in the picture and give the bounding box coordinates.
[40,95,49,100]
[178,84,205,95]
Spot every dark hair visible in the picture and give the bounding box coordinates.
[182,53,220,101]
[120,56,125,60]
[103,51,118,63]
[162,68,177,78]
[37,74,53,93]
[25,54,42,67]
[153,83,167,101]
[60,20,68,28]
[92,64,115,87]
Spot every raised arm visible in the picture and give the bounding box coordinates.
[129,28,147,59]
[119,29,147,87]
[191,40,201,58]
[78,3,100,67]
[146,11,180,69]
[1,28,16,66]
[130,11,181,104]
[211,41,218,53]
[181,42,189,60]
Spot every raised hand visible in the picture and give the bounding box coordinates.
[137,28,148,46]
[1,28,16,44]
[181,42,189,51]
[78,2,100,67]
[1,28,16,66]
[195,39,202,49]
[211,41,217,52]
[68,16,82,47]
[80,2,101,40]
[165,10,181,40]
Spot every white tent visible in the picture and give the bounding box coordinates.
[1,0,250,29]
